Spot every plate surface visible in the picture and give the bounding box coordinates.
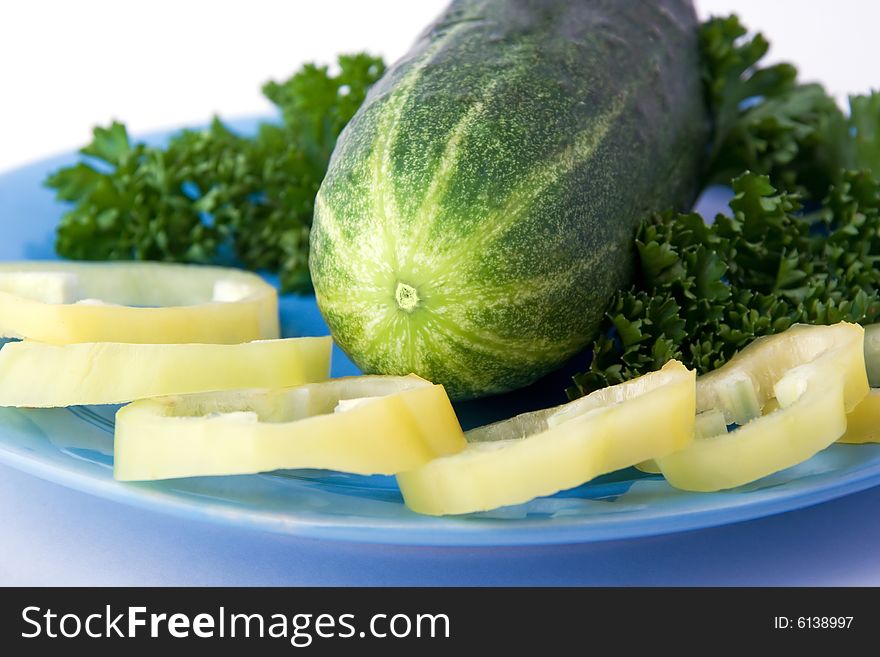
[1,125,880,546]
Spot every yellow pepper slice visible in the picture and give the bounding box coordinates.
[658,322,868,492]
[840,390,880,444]
[0,262,279,344]
[114,375,465,481]
[0,337,331,407]
[396,360,695,516]
[636,409,727,474]
[840,324,880,444]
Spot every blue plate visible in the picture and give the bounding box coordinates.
[1,123,880,546]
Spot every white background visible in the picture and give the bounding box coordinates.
[1,0,877,173]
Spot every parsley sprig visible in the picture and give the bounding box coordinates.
[570,171,880,396]
[46,54,385,293]
[701,15,877,199]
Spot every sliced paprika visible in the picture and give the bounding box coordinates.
[397,360,695,516]
[0,261,279,344]
[114,375,465,481]
[658,323,868,491]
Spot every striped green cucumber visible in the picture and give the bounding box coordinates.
[311,0,708,399]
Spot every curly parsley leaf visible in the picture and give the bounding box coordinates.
[263,53,384,168]
[46,53,385,293]
[570,170,880,398]
[700,15,880,199]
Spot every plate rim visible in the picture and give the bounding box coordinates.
[1,434,879,546]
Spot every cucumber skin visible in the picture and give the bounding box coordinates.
[311,0,708,400]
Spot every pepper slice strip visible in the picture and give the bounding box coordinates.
[0,336,331,407]
[0,262,279,344]
[657,322,868,492]
[636,409,728,474]
[114,375,466,481]
[396,360,695,516]
[840,324,880,444]
[839,391,880,444]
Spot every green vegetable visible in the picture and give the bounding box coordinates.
[700,15,880,197]
[569,16,880,398]
[849,92,880,175]
[569,170,880,397]
[310,0,708,400]
[45,54,385,293]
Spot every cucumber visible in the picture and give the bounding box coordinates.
[311,0,708,399]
